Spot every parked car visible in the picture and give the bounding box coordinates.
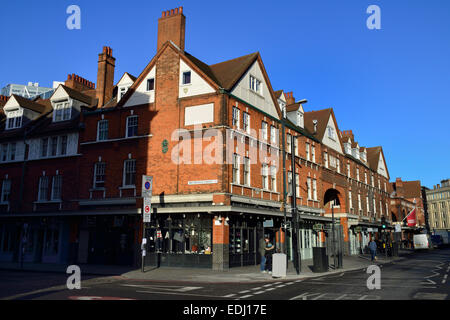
[413,234,431,250]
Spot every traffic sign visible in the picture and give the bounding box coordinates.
[143,197,152,223]
[142,175,153,198]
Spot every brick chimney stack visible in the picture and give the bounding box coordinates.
[65,74,95,91]
[157,7,186,52]
[285,92,295,105]
[96,46,116,108]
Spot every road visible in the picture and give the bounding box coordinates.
[1,248,449,301]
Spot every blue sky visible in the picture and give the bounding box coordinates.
[1,0,449,188]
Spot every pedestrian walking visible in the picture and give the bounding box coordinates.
[259,236,267,273]
[264,238,275,274]
[369,239,377,262]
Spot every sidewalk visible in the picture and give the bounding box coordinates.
[0,249,414,284]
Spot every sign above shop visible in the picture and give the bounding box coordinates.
[188,180,218,185]
[312,224,323,231]
[263,219,274,227]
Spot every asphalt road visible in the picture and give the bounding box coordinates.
[1,248,449,301]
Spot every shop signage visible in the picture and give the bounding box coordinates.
[188,180,218,185]
[263,219,274,227]
[395,224,402,233]
[312,224,323,231]
[354,227,362,233]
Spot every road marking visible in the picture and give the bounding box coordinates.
[264,288,276,291]
[239,290,251,294]
[276,284,286,288]
[290,292,381,300]
[239,294,254,299]
[254,291,265,295]
[262,284,273,287]
[299,280,436,289]
[251,287,264,291]
[442,274,448,284]
[413,292,448,300]
[223,294,236,298]
[421,279,436,285]
[135,290,224,298]
[121,284,202,292]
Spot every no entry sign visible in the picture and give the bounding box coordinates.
[143,197,152,223]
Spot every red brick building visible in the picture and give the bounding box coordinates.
[0,7,394,269]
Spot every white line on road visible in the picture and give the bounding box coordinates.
[223,294,236,298]
[239,294,254,299]
[238,290,251,294]
[135,290,226,298]
[442,274,448,284]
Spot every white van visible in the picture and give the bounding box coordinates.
[413,234,430,250]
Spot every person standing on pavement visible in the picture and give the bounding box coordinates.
[259,236,267,273]
[264,238,275,274]
[369,239,377,262]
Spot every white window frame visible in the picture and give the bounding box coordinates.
[232,154,240,184]
[97,120,109,141]
[6,115,22,130]
[349,191,353,209]
[306,143,310,161]
[311,145,315,162]
[270,165,277,192]
[123,159,136,187]
[294,137,299,156]
[1,179,11,203]
[146,78,155,91]
[38,176,49,202]
[287,172,293,196]
[286,134,292,154]
[243,112,250,134]
[93,162,106,189]
[126,115,138,138]
[232,107,240,129]
[53,100,71,122]
[313,179,317,201]
[324,152,328,168]
[307,177,312,200]
[270,126,277,145]
[295,173,300,197]
[51,175,62,201]
[261,121,268,141]
[249,75,262,95]
[243,157,250,186]
[262,164,269,190]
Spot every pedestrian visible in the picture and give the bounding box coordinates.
[259,236,267,273]
[264,238,275,274]
[368,239,377,262]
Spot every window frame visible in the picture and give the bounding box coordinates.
[53,100,71,122]
[93,162,106,189]
[38,176,49,202]
[182,71,191,85]
[126,115,138,138]
[1,179,11,203]
[123,159,136,187]
[97,119,109,141]
[51,175,63,201]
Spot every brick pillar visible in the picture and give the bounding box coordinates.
[275,227,285,253]
[340,217,350,255]
[212,216,229,271]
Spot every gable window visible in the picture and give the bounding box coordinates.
[51,175,62,201]
[53,101,71,122]
[147,78,155,91]
[97,120,109,141]
[327,126,335,140]
[38,176,49,202]
[1,179,11,202]
[126,116,138,138]
[93,162,106,189]
[123,159,136,187]
[119,87,128,100]
[232,107,240,128]
[243,112,250,134]
[182,71,191,85]
[232,154,240,184]
[249,75,262,94]
[261,121,268,140]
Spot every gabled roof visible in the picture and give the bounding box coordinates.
[304,108,332,141]
[209,52,259,90]
[401,181,422,199]
[57,85,96,106]
[9,95,47,113]
[286,103,302,113]
[366,146,382,171]
[274,90,283,99]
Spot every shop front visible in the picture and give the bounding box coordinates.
[143,213,213,268]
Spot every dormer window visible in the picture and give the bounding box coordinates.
[297,111,304,128]
[53,100,71,122]
[5,109,22,130]
[119,86,128,101]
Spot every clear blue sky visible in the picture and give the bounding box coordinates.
[1,0,449,188]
